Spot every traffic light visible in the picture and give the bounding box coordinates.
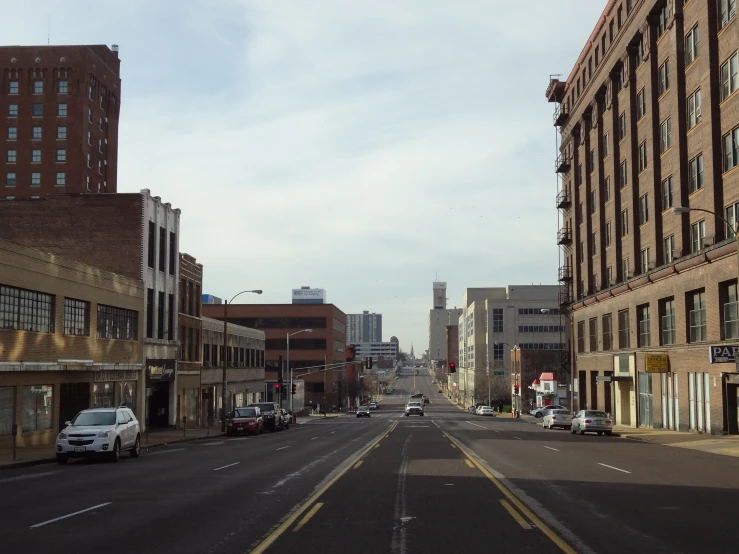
[449,362,456,373]
[366,357,373,370]
[275,383,280,390]
[292,383,297,395]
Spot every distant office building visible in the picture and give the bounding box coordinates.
[291,286,326,304]
[390,336,399,353]
[202,294,222,305]
[429,308,463,362]
[433,281,447,309]
[346,311,382,343]
[354,342,398,361]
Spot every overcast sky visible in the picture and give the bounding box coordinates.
[4,1,606,353]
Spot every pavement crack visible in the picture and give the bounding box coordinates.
[390,435,411,554]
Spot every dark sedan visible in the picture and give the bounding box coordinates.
[356,406,371,418]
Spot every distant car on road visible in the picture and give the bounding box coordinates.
[227,407,264,436]
[571,410,613,436]
[56,407,140,464]
[369,401,379,410]
[422,396,430,404]
[248,402,287,431]
[405,401,424,417]
[542,409,572,429]
[410,393,424,399]
[357,406,371,418]
[531,405,566,418]
[478,406,495,416]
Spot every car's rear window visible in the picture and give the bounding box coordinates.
[552,410,570,415]
[585,411,608,417]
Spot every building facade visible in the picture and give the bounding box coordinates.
[0,238,143,451]
[429,308,463,363]
[203,303,347,411]
[291,287,326,304]
[353,341,398,360]
[549,0,739,433]
[1,44,121,199]
[177,253,203,428]
[346,311,383,343]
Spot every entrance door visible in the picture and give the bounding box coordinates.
[638,372,653,428]
[604,371,613,416]
[579,371,587,410]
[59,383,91,430]
[590,371,598,410]
[148,383,170,428]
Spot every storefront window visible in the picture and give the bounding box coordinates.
[22,385,53,432]
[187,389,197,423]
[119,381,137,413]
[92,383,115,408]
[0,387,14,435]
[234,392,245,409]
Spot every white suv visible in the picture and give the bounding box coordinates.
[56,407,141,464]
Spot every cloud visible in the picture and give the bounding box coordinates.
[1,0,606,352]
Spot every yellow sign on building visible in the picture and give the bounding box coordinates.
[645,353,669,373]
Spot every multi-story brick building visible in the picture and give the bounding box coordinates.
[0,189,181,429]
[548,0,739,433]
[202,303,347,411]
[1,45,121,199]
[177,253,203,427]
[0,238,144,452]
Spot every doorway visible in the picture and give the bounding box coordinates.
[148,383,170,428]
[604,371,613,416]
[590,371,598,410]
[59,383,90,430]
[578,371,587,410]
[639,372,653,428]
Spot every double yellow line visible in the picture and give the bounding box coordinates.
[249,421,396,554]
[444,432,578,554]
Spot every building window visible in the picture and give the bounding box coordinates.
[97,304,138,340]
[168,293,175,340]
[638,304,651,347]
[641,247,650,273]
[57,103,67,117]
[726,202,739,238]
[32,126,42,140]
[0,285,54,332]
[589,317,598,351]
[618,309,630,348]
[587,149,594,173]
[691,219,706,253]
[98,139,102,153]
[687,89,702,130]
[7,127,17,140]
[579,202,584,222]
[158,227,166,272]
[99,117,103,131]
[607,266,613,285]
[623,257,630,278]
[9,81,19,94]
[32,104,43,117]
[88,108,92,123]
[87,131,91,146]
[620,160,627,188]
[638,142,647,172]
[591,232,597,256]
[56,172,65,186]
[689,154,704,192]
[5,173,16,186]
[722,281,739,340]
[617,6,623,28]
[493,343,504,361]
[578,241,584,264]
[31,150,41,164]
[721,52,738,101]
[637,89,646,119]
[657,5,668,37]
[639,194,649,225]
[685,26,700,65]
[615,65,624,93]
[602,313,613,351]
[6,150,16,163]
[603,132,609,157]
[662,177,673,210]
[56,149,66,163]
[660,297,676,345]
[157,291,165,339]
[58,80,68,93]
[147,222,156,268]
[619,112,626,140]
[22,386,53,432]
[492,308,503,333]
[577,321,585,353]
[604,176,611,201]
[621,209,629,236]
[576,164,582,186]
[98,160,102,175]
[86,154,90,168]
[635,37,644,66]
[89,85,93,100]
[723,128,739,172]
[688,289,707,343]
[8,104,19,120]
[33,80,43,94]
[658,60,670,96]
[146,289,154,338]
[606,221,612,246]
[660,118,672,153]
[169,232,176,275]
[31,172,40,186]
[57,126,66,140]
[664,235,675,264]
[86,176,90,191]
[63,298,90,336]
[590,190,597,213]
[720,0,738,30]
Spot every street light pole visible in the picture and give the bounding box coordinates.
[288,328,313,413]
[221,289,263,433]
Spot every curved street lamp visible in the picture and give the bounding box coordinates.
[287,329,313,412]
[221,289,263,432]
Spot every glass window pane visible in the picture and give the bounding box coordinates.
[22,385,53,432]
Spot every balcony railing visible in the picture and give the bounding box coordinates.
[556,154,571,173]
[553,105,569,126]
[556,188,572,209]
[558,265,573,281]
[557,227,573,245]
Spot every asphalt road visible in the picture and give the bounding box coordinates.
[2,368,739,554]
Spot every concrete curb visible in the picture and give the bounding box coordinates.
[0,432,227,471]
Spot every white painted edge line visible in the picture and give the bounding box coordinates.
[465,421,487,429]
[431,420,441,429]
[145,447,186,456]
[0,470,58,484]
[513,436,523,440]
[598,463,631,474]
[276,446,291,451]
[543,446,559,452]
[30,502,112,528]
[213,462,240,471]
[311,437,319,440]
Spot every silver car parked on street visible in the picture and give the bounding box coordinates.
[542,409,572,429]
[571,410,613,436]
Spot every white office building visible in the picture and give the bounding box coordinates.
[354,341,398,360]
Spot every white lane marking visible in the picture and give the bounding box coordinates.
[30,502,112,528]
[543,446,560,452]
[276,446,291,451]
[0,470,58,484]
[213,462,240,471]
[200,441,225,446]
[390,435,411,554]
[465,421,487,429]
[443,483,454,486]
[431,420,441,429]
[311,436,319,440]
[260,445,346,494]
[513,436,522,440]
[330,431,336,434]
[598,463,631,474]
[145,448,186,456]
[493,429,501,433]
[405,425,429,428]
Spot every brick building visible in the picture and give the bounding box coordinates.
[0,190,181,429]
[202,303,347,411]
[548,0,739,433]
[0,238,143,452]
[1,45,121,199]
[177,253,203,427]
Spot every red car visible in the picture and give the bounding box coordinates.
[227,407,264,436]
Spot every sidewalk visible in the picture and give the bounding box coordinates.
[0,426,225,470]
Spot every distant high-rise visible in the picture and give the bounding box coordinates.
[0,45,122,199]
[433,281,447,309]
[291,286,326,304]
[346,311,382,343]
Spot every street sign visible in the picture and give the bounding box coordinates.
[595,376,612,382]
[493,370,505,376]
[645,353,669,373]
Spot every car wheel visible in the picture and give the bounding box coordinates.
[420,413,425,417]
[356,415,360,418]
[56,454,68,465]
[578,429,585,435]
[535,413,543,418]
[405,413,409,417]
[597,431,604,436]
[605,431,612,436]
[110,439,121,462]
[570,426,576,434]
[130,435,140,458]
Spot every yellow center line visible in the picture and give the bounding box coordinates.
[450,443,457,449]
[465,459,474,468]
[500,499,532,529]
[374,443,380,449]
[353,461,363,470]
[443,432,578,554]
[293,502,323,532]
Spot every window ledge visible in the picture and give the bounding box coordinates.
[722,165,739,179]
[686,123,702,136]
[688,187,705,198]
[660,147,673,158]
[720,88,739,108]
[685,59,699,73]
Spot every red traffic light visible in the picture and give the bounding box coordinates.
[449,362,456,373]
[275,384,280,389]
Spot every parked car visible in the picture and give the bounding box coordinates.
[227,407,264,436]
[248,402,287,432]
[405,401,424,417]
[542,409,572,429]
[478,406,495,416]
[571,410,613,436]
[369,401,379,410]
[438,389,443,393]
[468,406,477,414]
[357,406,371,418]
[532,404,566,418]
[411,393,424,399]
[422,396,430,404]
[56,407,140,464]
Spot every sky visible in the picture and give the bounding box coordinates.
[3,0,607,353]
